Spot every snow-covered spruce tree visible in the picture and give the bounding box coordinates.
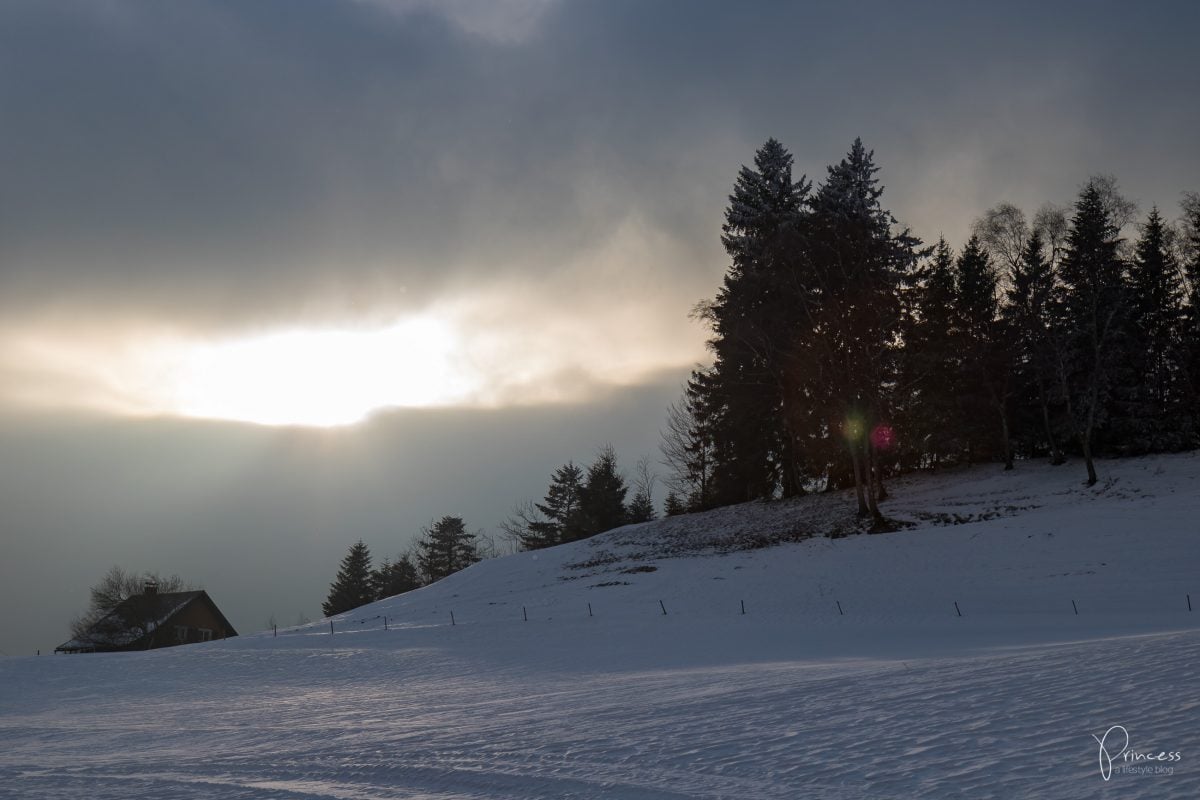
[954,235,1015,469]
[1003,229,1065,465]
[801,139,919,523]
[322,541,375,617]
[699,138,812,503]
[1051,179,1130,486]
[416,516,480,583]
[576,445,628,537]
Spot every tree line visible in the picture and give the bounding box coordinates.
[322,136,1200,613]
[661,137,1200,525]
[320,446,663,613]
[500,445,658,550]
[321,515,484,616]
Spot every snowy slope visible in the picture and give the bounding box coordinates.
[2,452,1199,798]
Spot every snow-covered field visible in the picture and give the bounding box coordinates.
[3,453,1199,798]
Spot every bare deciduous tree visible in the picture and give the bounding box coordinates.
[69,566,192,649]
[1032,203,1070,268]
[973,202,1029,274]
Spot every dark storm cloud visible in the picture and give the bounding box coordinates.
[3,0,1197,329]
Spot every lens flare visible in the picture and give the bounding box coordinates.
[871,423,896,451]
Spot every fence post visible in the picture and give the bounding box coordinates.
[836,600,844,616]
[523,606,528,622]
[954,601,962,618]
[1072,600,1078,615]
[330,620,334,635]
[659,600,668,616]
[451,611,456,626]
[588,602,593,617]
[741,599,746,615]
[384,616,388,631]
[1189,594,1193,612]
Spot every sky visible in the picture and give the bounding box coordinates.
[1,0,1198,656]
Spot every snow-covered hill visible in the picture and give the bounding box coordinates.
[3,453,1199,798]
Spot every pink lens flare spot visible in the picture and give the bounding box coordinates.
[871,424,895,450]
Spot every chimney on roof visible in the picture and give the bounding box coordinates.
[144,581,158,596]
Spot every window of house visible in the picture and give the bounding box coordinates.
[174,625,189,644]
[198,628,213,642]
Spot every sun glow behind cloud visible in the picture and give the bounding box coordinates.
[168,318,478,426]
[0,288,706,428]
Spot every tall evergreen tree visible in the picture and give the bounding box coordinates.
[801,139,918,522]
[899,237,963,466]
[1053,180,1129,485]
[416,516,480,583]
[322,541,375,617]
[701,138,811,503]
[577,445,628,537]
[1004,229,1064,464]
[1175,193,1200,442]
[1123,207,1186,449]
[955,235,1015,469]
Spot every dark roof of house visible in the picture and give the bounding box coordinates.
[56,590,238,652]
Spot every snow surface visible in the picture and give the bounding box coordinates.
[2,453,1199,798]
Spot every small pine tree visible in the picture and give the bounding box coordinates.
[322,541,375,617]
[372,555,421,600]
[527,462,585,548]
[627,490,655,524]
[577,445,628,537]
[626,455,657,524]
[416,516,480,583]
[663,491,687,517]
[660,369,718,511]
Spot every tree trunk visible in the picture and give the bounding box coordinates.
[1081,432,1098,486]
[848,439,868,517]
[864,440,883,524]
[999,408,1014,470]
[1036,375,1064,465]
[778,389,803,498]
